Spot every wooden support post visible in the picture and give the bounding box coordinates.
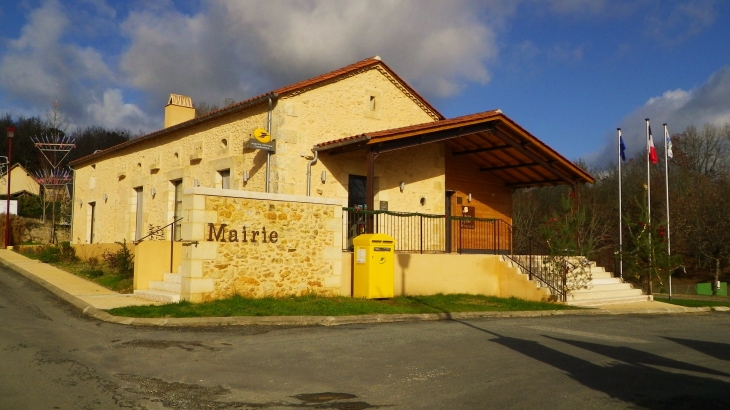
[366,150,377,233]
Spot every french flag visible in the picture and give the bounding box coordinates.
[648,125,658,164]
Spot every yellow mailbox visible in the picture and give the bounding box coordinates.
[353,233,395,299]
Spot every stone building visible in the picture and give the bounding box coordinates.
[69,57,593,302]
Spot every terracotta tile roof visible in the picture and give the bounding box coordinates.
[70,56,443,167]
[315,110,502,149]
[316,110,595,186]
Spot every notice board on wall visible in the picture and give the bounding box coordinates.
[460,205,475,229]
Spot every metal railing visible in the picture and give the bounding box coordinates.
[506,232,567,301]
[341,208,573,301]
[342,208,512,254]
[133,217,183,273]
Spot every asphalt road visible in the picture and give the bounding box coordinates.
[2,266,730,410]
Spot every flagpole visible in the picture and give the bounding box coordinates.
[618,128,623,280]
[664,123,672,300]
[645,118,653,295]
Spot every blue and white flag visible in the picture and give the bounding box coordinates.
[665,126,673,159]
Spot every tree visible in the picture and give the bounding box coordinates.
[194,98,236,117]
[538,194,596,296]
[67,126,131,162]
[622,190,680,294]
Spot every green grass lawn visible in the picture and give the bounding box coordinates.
[14,247,576,318]
[654,297,730,308]
[16,248,133,294]
[50,260,134,293]
[108,293,577,318]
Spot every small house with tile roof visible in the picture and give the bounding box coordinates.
[1,164,41,198]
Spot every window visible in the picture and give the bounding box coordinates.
[173,180,183,241]
[135,187,143,241]
[219,169,231,189]
[88,202,96,243]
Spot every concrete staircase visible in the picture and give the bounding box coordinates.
[133,272,181,303]
[566,262,651,306]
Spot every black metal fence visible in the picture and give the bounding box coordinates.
[341,208,512,254]
[341,208,572,301]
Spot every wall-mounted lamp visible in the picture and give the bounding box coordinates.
[320,171,327,184]
[102,194,108,202]
[243,170,250,183]
[151,187,157,197]
[194,179,200,187]
[467,193,472,203]
[399,181,405,192]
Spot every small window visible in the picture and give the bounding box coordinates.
[172,180,183,241]
[369,95,377,111]
[219,169,231,189]
[135,187,144,241]
[89,202,96,243]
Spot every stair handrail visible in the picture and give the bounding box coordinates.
[133,216,184,274]
[504,225,569,302]
[133,217,183,245]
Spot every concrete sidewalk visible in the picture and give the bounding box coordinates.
[0,249,160,310]
[0,249,719,327]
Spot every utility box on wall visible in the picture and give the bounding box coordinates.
[353,233,395,298]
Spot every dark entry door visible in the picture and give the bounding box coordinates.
[346,175,368,249]
[348,175,367,209]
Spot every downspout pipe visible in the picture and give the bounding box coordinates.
[306,150,319,196]
[266,97,273,193]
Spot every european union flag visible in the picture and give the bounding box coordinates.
[620,136,626,161]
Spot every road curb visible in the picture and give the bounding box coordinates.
[0,257,715,327]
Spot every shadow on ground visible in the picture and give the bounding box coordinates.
[459,320,730,409]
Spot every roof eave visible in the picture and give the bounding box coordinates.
[69,93,278,168]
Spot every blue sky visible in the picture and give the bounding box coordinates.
[1,0,729,167]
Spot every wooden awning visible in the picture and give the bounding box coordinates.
[316,110,595,189]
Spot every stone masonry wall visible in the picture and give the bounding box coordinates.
[72,66,437,245]
[179,188,343,301]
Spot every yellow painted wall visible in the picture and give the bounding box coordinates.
[340,252,550,301]
[164,103,195,128]
[71,242,137,262]
[1,165,40,196]
[133,240,183,290]
[71,66,439,245]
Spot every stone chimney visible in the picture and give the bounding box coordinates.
[164,94,195,128]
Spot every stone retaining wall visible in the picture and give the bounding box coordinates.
[179,188,344,302]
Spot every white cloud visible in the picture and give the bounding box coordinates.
[586,65,730,166]
[119,0,512,106]
[1,0,516,134]
[0,0,123,129]
[86,88,157,131]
